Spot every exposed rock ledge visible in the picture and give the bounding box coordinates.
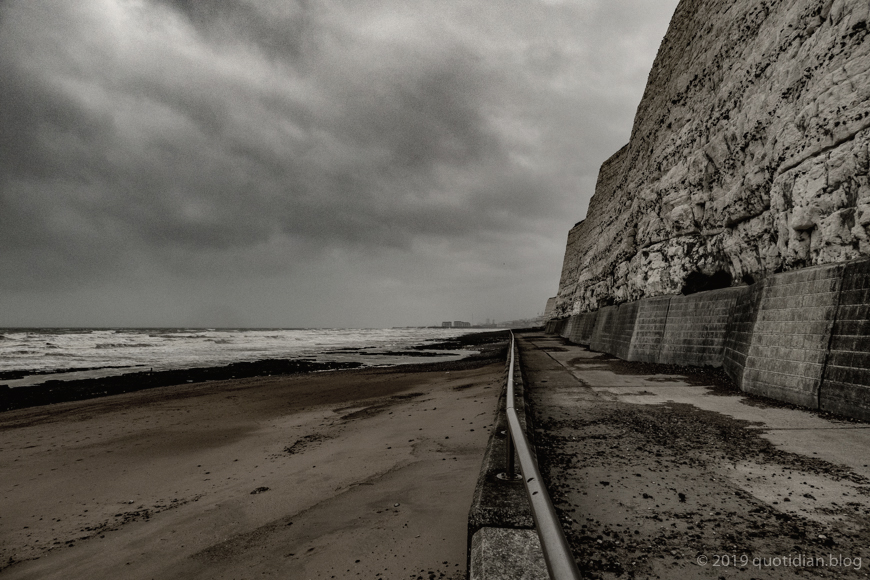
[554,0,870,317]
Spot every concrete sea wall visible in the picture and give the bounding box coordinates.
[656,288,745,367]
[741,264,842,408]
[548,257,870,422]
[589,303,639,361]
[825,259,870,416]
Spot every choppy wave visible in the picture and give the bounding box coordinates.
[0,327,489,387]
[94,343,157,349]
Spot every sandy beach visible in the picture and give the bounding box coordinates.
[0,347,506,579]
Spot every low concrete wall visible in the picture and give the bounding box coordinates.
[546,258,870,422]
[470,528,547,580]
[467,340,541,577]
[467,349,534,536]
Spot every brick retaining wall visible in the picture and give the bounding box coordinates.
[626,296,670,363]
[545,258,870,422]
[558,316,576,341]
[590,302,639,360]
[722,283,764,390]
[588,306,616,355]
[658,288,744,367]
[567,311,599,346]
[821,260,870,421]
[741,264,842,408]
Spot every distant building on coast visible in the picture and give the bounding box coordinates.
[453,321,471,328]
[441,321,452,328]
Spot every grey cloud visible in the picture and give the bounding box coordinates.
[0,62,113,184]
[341,54,499,170]
[104,44,510,252]
[156,0,312,61]
[0,0,680,324]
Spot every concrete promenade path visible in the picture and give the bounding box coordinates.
[517,331,870,580]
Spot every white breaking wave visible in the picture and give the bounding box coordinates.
[0,327,488,387]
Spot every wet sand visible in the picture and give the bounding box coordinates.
[0,355,505,579]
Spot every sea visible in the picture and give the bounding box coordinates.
[0,327,490,388]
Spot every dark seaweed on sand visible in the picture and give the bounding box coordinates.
[0,359,362,413]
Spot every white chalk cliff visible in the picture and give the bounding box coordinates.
[554,0,870,316]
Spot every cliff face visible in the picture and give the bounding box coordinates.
[555,0,870,317]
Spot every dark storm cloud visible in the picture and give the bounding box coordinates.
[0,0,679,325]
[157,0,312,63]
[0,63,109,185]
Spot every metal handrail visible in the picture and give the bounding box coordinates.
[505,331,582,580]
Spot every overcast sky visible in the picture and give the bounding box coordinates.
[0,0,679,328]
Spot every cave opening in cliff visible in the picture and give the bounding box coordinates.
[681,270,733,295]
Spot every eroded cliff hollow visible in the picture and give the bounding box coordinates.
[554,0,870,316]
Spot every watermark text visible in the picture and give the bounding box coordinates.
[696,553,861,571]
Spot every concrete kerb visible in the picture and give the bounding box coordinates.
[467,338,548,579]
[470,528,548,580]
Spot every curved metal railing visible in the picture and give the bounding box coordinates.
[504,331,582,580]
